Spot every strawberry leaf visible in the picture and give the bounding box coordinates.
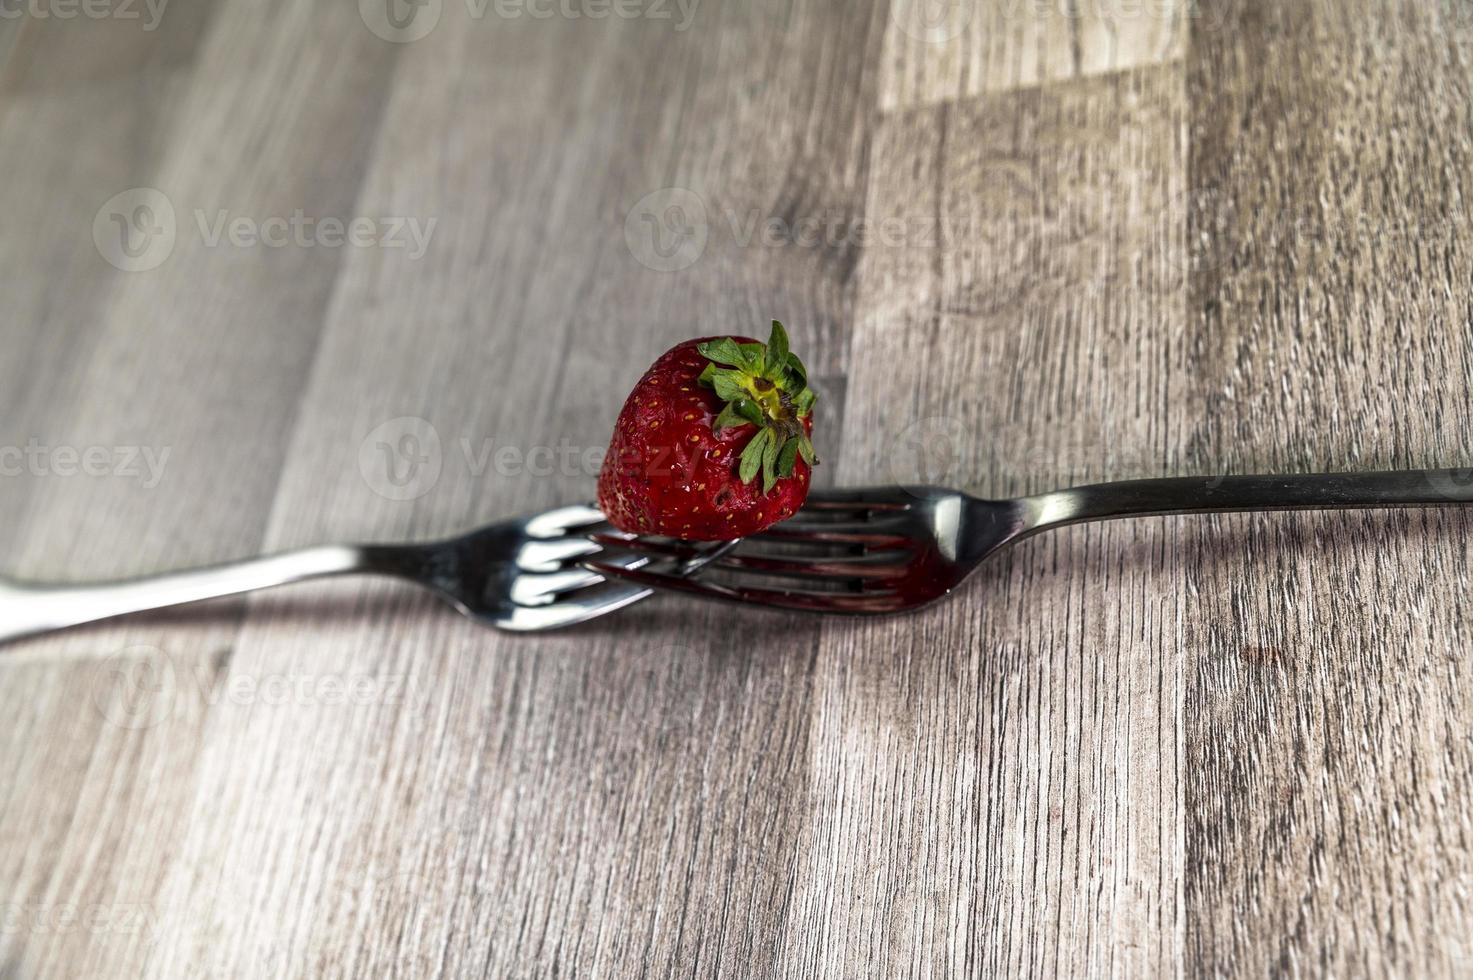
[695,325,816,471]
[738,343,766,373]
[697,338,747,368]
[761,430,781,492]
[784,351,808,385]
[776,435,799,477]
[711,369,750,403]
[765,320,789,376]
[733,398,765,426]
[797,434,816,465]
[739,429,770,484]
[712,401,749,432]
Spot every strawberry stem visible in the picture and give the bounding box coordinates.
[696,320,818,492]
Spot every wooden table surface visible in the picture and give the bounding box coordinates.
[4,1,1473,975]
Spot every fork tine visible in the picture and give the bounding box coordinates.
[580,560,906,613]
[800,489,913,510]
[518,536,604,571]
[511,566,609,603]
[524,504,609,537]
[585,531,707,562]
[754,526,913,549]
[713,553,908,581]
[754,513,912,537]
[515,537,738,603]
[497,580,655,631]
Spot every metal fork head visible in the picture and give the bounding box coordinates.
[583,487,1029,615]
[392,504,732,631]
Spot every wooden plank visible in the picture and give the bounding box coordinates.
[880,0,1189,112]
[8,0,1473,973]
[0,3,398,976]
[137,5,888,976]
[0,73,191,559]
[790,64,1187,975]
[1184,1,1473,974]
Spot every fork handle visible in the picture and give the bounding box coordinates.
[1025,469,1473,530]
[0,545,421,644]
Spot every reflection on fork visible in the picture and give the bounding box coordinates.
[588,470,1473,615]
[0,504,737,644]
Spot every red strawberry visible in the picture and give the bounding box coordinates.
[598,320,818,540]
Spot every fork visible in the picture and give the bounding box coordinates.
[585,470,1473,614]
[0,504,733,644]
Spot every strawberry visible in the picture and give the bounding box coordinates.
[598,320,818,540]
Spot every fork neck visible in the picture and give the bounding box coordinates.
[1017,469,1473,534]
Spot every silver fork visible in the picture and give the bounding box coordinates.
[585,470,1473,614]
[0,504,734,644]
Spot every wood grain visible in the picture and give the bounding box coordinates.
[136,5,884,978]
[3,0,1472,977]
[879,0,1188,111]
[0,2,397,976]
[1184,1,1473,975]
[790,64,1187,977]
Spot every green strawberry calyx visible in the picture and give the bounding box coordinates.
[696,320,818,494]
